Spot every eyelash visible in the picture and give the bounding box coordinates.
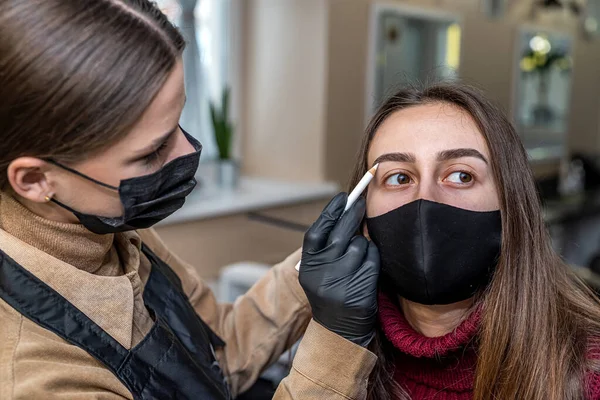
[142,141,169,166]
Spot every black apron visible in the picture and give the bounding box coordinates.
[0,244,231,400]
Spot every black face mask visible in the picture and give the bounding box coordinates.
[49,128,202,235]
[366,199,502,305]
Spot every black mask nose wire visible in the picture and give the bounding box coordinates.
[46,159,119,191]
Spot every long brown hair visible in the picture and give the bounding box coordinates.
[352,83,600,400]
[0,0,185,187]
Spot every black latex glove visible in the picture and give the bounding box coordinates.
[299,193,380,347]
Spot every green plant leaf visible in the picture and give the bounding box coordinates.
[209,87,234,160]
[222,86,230,123]
[209,102,219,131]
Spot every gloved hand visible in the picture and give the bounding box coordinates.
[299,193,380,347]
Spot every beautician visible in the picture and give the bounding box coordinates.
[0,1,379,399]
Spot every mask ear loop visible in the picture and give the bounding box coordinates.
[45,159,119,191]
[47,196,81,214]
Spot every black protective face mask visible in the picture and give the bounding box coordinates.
[49,128,202,234]
[366,199,502,305]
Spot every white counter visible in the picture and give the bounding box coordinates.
[158,177,339,226]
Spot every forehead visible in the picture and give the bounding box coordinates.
[134,60,186,132]
[109,60,186,151]
[367,103,490,163]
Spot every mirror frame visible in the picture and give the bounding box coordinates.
[582,0,600,39]
[365,2,464,123]
[510,24,574,163]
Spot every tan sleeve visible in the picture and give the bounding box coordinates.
[138,228,311,397]
[274,320,377,400]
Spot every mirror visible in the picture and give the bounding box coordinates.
[583,0,600,38]
[513,27,574,162]
[481,0,507,19]
[366,4,463,116]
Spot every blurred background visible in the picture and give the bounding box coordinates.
[149,0,600,395]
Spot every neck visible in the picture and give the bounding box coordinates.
[399,296,474,337]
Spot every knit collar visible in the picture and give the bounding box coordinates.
[378,291,480,358]
[0,192,139,276]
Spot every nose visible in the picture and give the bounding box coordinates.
[168,130,196,162]
[414,177,443,204]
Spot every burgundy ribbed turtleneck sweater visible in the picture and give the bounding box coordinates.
[377,292,600,399]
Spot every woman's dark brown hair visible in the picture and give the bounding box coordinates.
[351,83,600,399]
[0,0,185,187]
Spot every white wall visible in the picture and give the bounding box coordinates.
[240,0,600,185]
[242,0,329,182]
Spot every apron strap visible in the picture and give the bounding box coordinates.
[141,244,226,348]
[0,249,129,373]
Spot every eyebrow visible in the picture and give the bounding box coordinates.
[373,148,488,166]
[373,152,416,165]
[130,126,179,161]
[437,148,488,164]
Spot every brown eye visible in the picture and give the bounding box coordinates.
[385,173,411,186]
[446,171,473,184]
[459,172,472,183]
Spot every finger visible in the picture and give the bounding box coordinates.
[362,241,381,285]
[325,197,366,258]
[347,242,381,298]
[303,193,348,253]
[365,240,380,266]
[333,235,369,276]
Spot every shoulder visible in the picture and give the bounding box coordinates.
[587,370,600,400]
[0,297,131,399]
[136,228,206,301]
[0,298,22,398]
[137,228,173,262]
[586,339,600,399]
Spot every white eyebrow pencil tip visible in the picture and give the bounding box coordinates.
[295,163,379,272]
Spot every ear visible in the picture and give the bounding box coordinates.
[7,157,54,203]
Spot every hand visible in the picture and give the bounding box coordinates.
[299,193,380,347]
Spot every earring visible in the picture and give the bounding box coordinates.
[44,195,52,202]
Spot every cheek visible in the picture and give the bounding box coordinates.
[63,178,124,217]
[440,182,501,212]
[366,187,411,218]
[476,185,501,211]
[79,192,124,217]
[466,174,501,211]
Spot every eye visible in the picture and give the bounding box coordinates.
[445,171,473,184]
[385,173,411,186]
[141,141,169,167]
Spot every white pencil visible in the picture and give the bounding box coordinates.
[295,163,379,271]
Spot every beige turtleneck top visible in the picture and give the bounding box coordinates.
[0,191,317,399]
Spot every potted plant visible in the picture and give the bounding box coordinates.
[210,87,238,188]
